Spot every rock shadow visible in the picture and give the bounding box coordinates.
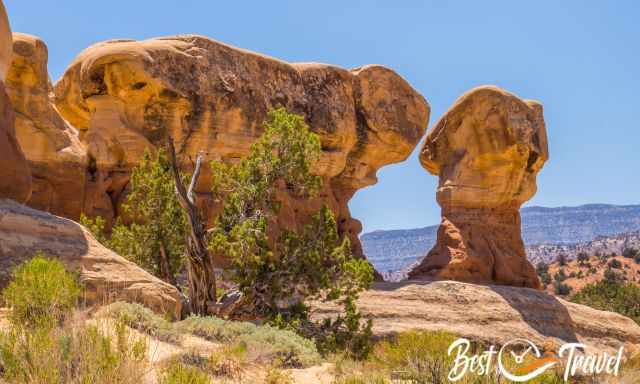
[0,199,90,288]
[489,284,579,344]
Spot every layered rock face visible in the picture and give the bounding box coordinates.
[6,33,87,217]
[53,35,430,258]
[313,281,640,355]
[409,86,547,288]
[0,199,182,319]
[0,1,31,203]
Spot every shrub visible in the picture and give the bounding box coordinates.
[81,148,188,285]
[572,280,640,324]
[206,344,245,378]
[264,367,294,384]
[556,254,567,266]
[608,259,622,269]
[536,262,549,274]
[1,255,80,328]
[175,315,320,368]
[536,262,551,286]
[0,320,147,384]
[623,247,639,259]
[236,325,321,368]
[208,108,374,357]
[554,282,572,296]
[577,252,589,265]
[97,301,179,343]
[604,267,624,283]
[176,315,257,343]
[160,359,210,384]
[554,269,567,283]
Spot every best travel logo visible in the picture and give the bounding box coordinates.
[447,338,624,382]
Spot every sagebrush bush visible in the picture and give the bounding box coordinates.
[160,359,210,384]
[236,324,321,368]
[176,315,257,343]
[264,366,294,384]
[97,301,179,343]
[2,254,80,328]
[176,315,320,368]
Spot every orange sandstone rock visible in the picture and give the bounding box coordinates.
[6,33,87,217]
[0,1,31,203]
[53,35,430,261]
[409,86,547,288]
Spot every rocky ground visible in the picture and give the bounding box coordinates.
[544,254,640,295]
[312,280,640,356]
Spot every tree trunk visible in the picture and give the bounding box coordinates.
[158,242,176,286]
[166,136,217,316]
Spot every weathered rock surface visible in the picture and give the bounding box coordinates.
[0,0,10,82]
[409,86,547,288]
[312,280,640,354]
[0,1,31,203]
[53,35,430,259]
[6,33,87,217]
[0,199,183,319]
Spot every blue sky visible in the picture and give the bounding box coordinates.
[5,1,639,233]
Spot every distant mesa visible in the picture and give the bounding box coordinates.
[408,86,548,289]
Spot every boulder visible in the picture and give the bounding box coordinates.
[409,86,547,288]
[0,199,183,319]
[53,35,430,262]
[5,33,87,218]
[0,1,31,203]
[312,280,640,355]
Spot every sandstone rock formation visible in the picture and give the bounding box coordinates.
[6,33,87,217]
[0,1,31,203]
[409,86,547,288]
[53,35,430,259]
[0,199,182,319]
[0,0,10,82]
[313,280,640,355]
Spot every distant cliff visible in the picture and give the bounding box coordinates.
[362,204,640,275]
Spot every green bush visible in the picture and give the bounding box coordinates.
[333,330,567,384]
[0,320,147,384]
[207,108,374,357]
[577,252,589,263]
[604,267,624,282]
[2,255,80,328]
[160,359,211,384]
[554,282,572,296]
[608,259,622,269]
[572,280,640,324]
[175,315,320,368]
[236,324,321,368]
[553,269,567,283]
[176,315,257,343]
[97,301,179,343]
[81,148,188,285]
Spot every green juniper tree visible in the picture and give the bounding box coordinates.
[81,149,188,285]
[207,108,374,357]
